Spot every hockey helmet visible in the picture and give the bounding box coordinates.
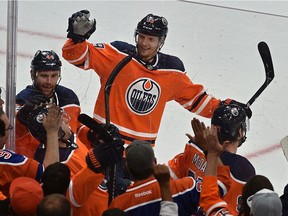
[135,14,168,38]
[26,105,65,144]
[30,50,62,77]
[211,104,248,143]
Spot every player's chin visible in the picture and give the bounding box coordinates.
[40,87,53,97]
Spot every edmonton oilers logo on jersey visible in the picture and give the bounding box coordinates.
[126,78,160,115]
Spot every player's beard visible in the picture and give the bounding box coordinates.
[37,83,55,97]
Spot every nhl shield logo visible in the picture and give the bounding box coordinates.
[36,113,44,123]
[126,78,160,115]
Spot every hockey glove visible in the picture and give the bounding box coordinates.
[87,123,122,147]
[17,94,50,125]
[221,99,252,119]
[67,10,96,43]
[86,137,124,173]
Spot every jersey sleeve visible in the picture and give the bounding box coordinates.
[173,73,222,118]
[0,150,44,196]
[168,152,186,179]
[200,176,232,216]
[67,166,105,208]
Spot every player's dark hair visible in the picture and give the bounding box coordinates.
[128,167,153,180]
[102,208,128,216]
[238,175,274,216]
[36,194,70,216]
[41,162,71,196]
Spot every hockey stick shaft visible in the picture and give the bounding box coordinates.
[246,41,274,107]
[281,136,288,162]
[104,55,132,205]
[78,113,113,142]
[105,55,133,128]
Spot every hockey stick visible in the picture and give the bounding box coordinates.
[104,55,132,204]
[78,113,113,142]
[280,136,288,161]
[246,41,274,107]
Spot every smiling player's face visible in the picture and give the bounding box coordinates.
[137,33,160,63]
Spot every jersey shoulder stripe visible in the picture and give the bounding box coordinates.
[0,149,28,165]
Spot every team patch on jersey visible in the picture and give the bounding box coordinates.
[126,78,160,115]
[94,43,105,48]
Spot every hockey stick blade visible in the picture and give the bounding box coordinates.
[246,41,275,107]
[78,113,113,142]
[280,136,288,162]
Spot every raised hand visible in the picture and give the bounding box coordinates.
[203,126,227,157]
[67,10,96,43]
[153,164,172,201]
[186,118,207,151]
[43,105,63,134]
[86,134,124,173]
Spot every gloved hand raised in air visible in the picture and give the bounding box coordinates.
[67,10,96,44]
[86,135,124,173]
[17,94,50,126]
[221,99,252,119]
[87,123,122,147]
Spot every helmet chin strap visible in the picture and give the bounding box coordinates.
[59,130,77,148]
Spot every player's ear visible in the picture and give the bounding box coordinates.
[30,70,35,81]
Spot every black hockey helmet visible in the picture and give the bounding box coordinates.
[30,50,62,78]
[26,105,49,143]
[211,104,248,144]
[26,105,65,144]
[135,14,168,38]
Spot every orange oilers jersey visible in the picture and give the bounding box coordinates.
[68,167,108,216]
[33,136,108,216]
[0,149,44,197]
[108,176,200,215]
[33,134,88,177]
[15,85,81,158]
[220,151,255,214]
[62,39,223,145]
[168,142,255,215]
[168,142,231,195]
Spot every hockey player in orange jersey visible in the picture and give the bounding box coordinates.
[16,50,81,158]
[62,10,252,147]
[0,95,60,208]
[200,126,282,216]
[168,104,255,215]
[21,104,124,216]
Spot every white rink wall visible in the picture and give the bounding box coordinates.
[0,0,288,194]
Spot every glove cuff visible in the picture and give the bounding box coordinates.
[67,32,86,44]
[86,150,103,173]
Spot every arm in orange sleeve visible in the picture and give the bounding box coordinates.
[172,73,222,118]
[62,39,89,66]
[201,176,231,216]
[64,106,81,135]
[217,165,231,197]
[67,166,105,208]
[77,125,92,150]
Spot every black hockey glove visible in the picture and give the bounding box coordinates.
[17,94,50,126]
[221,99,252,119]
[86,137,124,173]
[87,123,122,147]
[67,10,96,44]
